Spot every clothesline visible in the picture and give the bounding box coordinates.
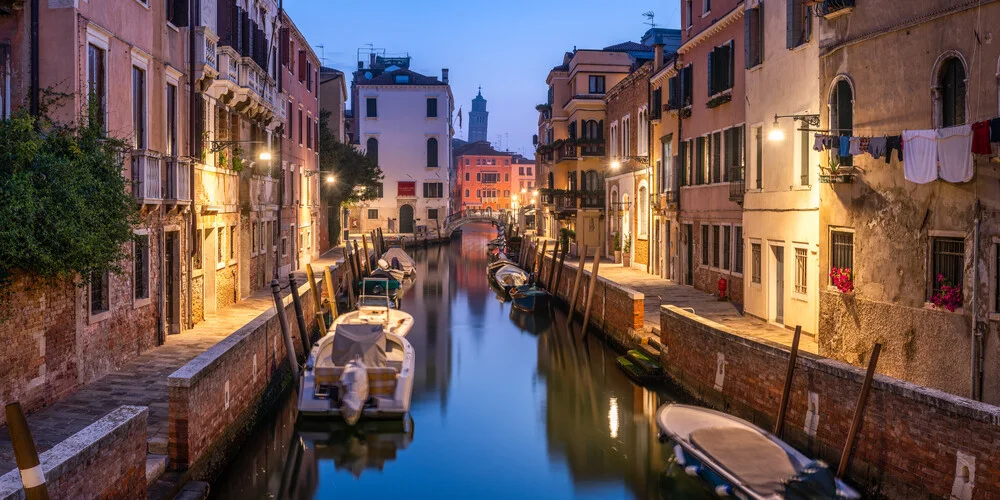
[799,127,901,135]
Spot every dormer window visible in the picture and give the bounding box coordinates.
[395,74,410,84]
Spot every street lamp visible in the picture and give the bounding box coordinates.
[325,174,336,184]
[259,151,272,161]
[611,159,621,170]
[769,113,820,142]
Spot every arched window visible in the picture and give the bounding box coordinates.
[610,188,619,232]
[366,137,379,165]
[567,171,578,191]
[583,170,599,191]
[637,109,648,155]
[938,57,967,127]
[637,184,648,237]
[426,138,438,167]
[829,78,853,167]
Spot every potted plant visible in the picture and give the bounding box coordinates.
[623,237,632,267]
[830,267,854,295]
[930,275,963,312]
[613,232,622,263]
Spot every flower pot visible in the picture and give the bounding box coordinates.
[570,242,578,256]
[623,253,631,267]
[614,251,622,263]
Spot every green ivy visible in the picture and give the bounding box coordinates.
[0,110,139,298]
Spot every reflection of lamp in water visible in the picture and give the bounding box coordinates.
[609,397,620,439]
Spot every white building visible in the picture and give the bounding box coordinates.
[350,54,454,234]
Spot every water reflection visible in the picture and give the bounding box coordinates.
[210,224,713,499]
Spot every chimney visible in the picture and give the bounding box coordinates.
[369,53,376,68]
[358,61,363,70]
[441,68,449,84]
[654,43,664,71]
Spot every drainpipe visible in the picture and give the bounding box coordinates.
[186,0,201,328]
[29,0,38,117]
[972,199,982,400]
[674,57,683,283]
[274,0,283,281]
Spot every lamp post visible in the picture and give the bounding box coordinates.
[768,113,820,142]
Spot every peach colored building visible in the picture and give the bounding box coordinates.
[456,141,513,211]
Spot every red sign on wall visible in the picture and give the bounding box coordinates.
[398,181,416,197]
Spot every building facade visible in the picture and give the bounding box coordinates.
[319,67,347,143]
[510,155,535,211]
[468,87,488,143]
[649,47,681,282]
[455,141,513,211]
[349,53,453,234]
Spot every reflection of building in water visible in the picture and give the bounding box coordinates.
[535,315,668,498]
[451,224,494,321]
[404,243,454,408]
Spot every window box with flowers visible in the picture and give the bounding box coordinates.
[929,275,963,312]
[830,267,854,295]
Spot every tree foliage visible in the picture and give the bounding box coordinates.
[317,109,383,204]
[0,110,139,290]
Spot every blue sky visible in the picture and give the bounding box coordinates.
[283,0,681,158]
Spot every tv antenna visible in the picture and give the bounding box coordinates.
[643,11,656,28]
[315,44,327,66]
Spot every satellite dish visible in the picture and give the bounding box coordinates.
[364,71,373,79]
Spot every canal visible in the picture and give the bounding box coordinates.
[210,224,714,499]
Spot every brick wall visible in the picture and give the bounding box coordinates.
[216,264,237,309]
[0,406,148,499]
[635,238,649,265]
[660,305,1000,498]
[191,275,205,324]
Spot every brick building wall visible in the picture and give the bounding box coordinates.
[456,153,513,210]
[661,305,1000,498]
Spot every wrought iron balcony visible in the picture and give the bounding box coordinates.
[817,0,855,19]
[728,166,745,204]
[164,157,192,204]
[132,150,163,204]
[554,142,577,163]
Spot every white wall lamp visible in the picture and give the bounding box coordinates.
[769,113,820,142]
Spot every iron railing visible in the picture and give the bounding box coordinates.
[728,166,745,203]
[817,0,855,18]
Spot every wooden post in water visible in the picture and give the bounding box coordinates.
[774,325,802,438]
[362,234,372,273]
[323,266,339,318]
[837,343,882,478]
[352,240,362,278]
[379,228,386,252]
[288,273,312,355]
[5,403,48,500]
[534,240,548,282]
[305,264,327,336]
[270,280,300,380]
[545,240,559,289]
[581,247,603,334]
[343,258,356,310]
[568,245,588,317]
[553,241,568,296]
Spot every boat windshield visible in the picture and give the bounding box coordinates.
[357,295,391,309]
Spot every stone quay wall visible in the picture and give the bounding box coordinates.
[660,305,1000,499]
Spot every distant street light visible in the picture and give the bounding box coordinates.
[259,151,272,161]
[326,174,336,184]
[611,160,621,170]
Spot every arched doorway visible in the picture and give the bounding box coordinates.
[399,204,415,234]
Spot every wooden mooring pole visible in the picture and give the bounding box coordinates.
[288,274,311,355]
[5,403,48,500]
[837,342,882,478]
[568,245,588,318]
[534,240,548,281]
[553,241,568,296]
[323,266,339,318]
[581,246,603,334]
[305,264,327,337]
[774,325,802,438]
[362,234,372,273]
[270,280,300,380]
[547,240,563,290]
[343,257,356,310]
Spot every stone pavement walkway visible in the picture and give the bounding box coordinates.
[556,251,818,354]
[0,251,343,473]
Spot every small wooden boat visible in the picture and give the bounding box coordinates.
[492,264,528,292]
[381,247,416,278]
[376,260,406,282]
[333,283,414,337]
[509,285,549,312]
[656,404,860,499]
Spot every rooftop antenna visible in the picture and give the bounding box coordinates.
[315,44,327,66]
[643,11,656,28]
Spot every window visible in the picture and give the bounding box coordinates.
[465,172,470,181]
[504,173,509,181]
[751,243,762,283]
[465,189,469,197]
[367,209,378,220]
[166,0,188,26]
[132,66,146,149]
[366,97,377,118]
[423,182,443,198]
[287,103,293,138]
[638,185,648,237]
[90,271,109,315]
[701,225,710,265]
[306,61,312,91]
[712,131,721,183]
[527,167,533,176]
[724,126,744,181]
[427,138,438,167]
[134,234,149,301]
[681,65,693,107]
[723,226,731,271]
[794,247,808,295]
[830,79,854,166]
[307,114,312,149]
[695,136,706,184]
[281,235,287,256]
[251,222,258,254]
[786,0,811,49]
[165,83,177,156]
[87,44,106,130]
[622,117,631,155]
[703,0,711,13]
[638,110,648,155]
[939,57,967,128]
[229,225,236,261]
[707,42,734,96]
[754,126,763,189]
[746,3,764,68]
[651,88,662,120]
[481,173,501,183]
[734,227,744,274]
[588,75,606,94]
[931,237,965,298]
[712,225,720,267]
[366,137,379,165]
[217,226,224,264]
[685,0,693,27]
[193,229,203,270]
[428,208,439,220]
[426,97,438,117]
[476,172,481,181]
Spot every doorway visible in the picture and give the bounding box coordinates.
[204,227,217,315]
[400,204,415,233]
[165,231,180,336]
[773,245,784,324]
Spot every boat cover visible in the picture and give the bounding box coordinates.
[495,265,528,287]
[688,426,797,496]
[382,247,415,271]
[332,324,387,367]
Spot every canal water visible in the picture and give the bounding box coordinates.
[210,224,714,499]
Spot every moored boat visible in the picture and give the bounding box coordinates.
[332,283,414,337]
[656,404,860,499]
[491,264,528,293]
[381,247,416,278]
[509,285,549,312]
[298,323,415,423]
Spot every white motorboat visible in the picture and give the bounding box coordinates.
[376,259,405,282]
[298,323,415,422]
[493,264,528,291]
[332,292,413,337]
[381,247,416,278]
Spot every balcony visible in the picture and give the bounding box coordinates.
[728,166,745,204]
[579,138,606,157]
[132,150,163,205]
[164,157,192,204]
[817,0,855,19]
[218,47,239,84]
[554,142,577,163]
[194,27,219,81]
[578,192,604,209]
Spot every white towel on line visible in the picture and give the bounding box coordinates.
[937,124,973,183]
[902,129,938,184]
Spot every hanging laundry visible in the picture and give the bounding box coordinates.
[885,135,903,163]
[839,135,851,157]
[859,137,870,154]
[868,136,887,159]
[971,121,991,155]
[813,134,828,152]
[902,130,937,184]
[849,137,862,155]
[937,124,973,183]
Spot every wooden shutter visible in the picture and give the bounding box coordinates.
[787,0,801,49]
[217,0,233,46]
[298,50,306,82]
[727,41,735,89]
[745,7,752,68]
[280,28,289,67]
[170,0,189,27]
[707,50,714,96]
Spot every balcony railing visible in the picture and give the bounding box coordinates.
[817,0,855,19]
[195,27,219,75]
[164,157,192,204]
[132,150,163,204]
[728,166,745,204]
[555,142,577,163]
[578,193,604,209]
